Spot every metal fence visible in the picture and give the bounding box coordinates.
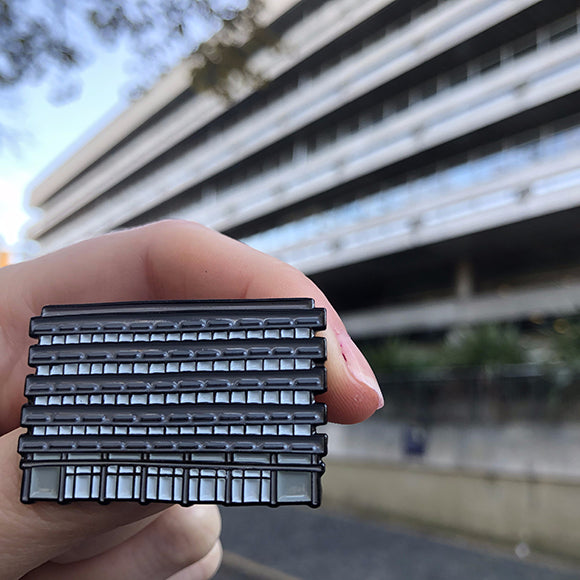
[376,364,580,424]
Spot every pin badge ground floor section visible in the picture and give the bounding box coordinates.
[19,299,327,506]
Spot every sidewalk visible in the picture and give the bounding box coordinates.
[218,506,580,580]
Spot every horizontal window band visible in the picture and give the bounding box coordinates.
[21,464,322,506]
[22,300,327,507]
[18,434,328,454]
[21,403,327,427]
[31,308,325,336]
[29,338,326,365]
[24,369,326,396]
[39,299,317,317]
[20,461,325,473]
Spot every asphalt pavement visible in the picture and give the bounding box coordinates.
[217,506,580,580]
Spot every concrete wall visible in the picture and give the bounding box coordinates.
[321,419,580,559]
[323,460,580,560]
[323,420,580,479]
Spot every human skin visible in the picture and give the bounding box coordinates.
[0,220,383,579]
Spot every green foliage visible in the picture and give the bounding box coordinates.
[362,339,439,373]
[551,318,580,368]
[0,0,263,99]
[191,1,278,101]
[363,323,527,374]
[443,324,525,369]
[0,0,269,151]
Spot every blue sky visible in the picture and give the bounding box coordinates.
[0,42,132,248]
[0,2,241,252]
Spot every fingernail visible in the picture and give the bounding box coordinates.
[335,330,384,409]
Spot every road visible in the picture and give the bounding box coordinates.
[217,506,580,580]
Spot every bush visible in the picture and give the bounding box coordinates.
[442,324,525,369]
[361,338,439,373]
[551,318,580,368]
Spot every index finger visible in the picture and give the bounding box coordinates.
[2,220,383,427]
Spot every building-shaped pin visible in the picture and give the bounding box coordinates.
[18,299,327,506]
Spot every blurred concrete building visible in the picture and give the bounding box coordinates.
[28,0,580,341]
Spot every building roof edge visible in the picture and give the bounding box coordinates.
[29,0,300,208]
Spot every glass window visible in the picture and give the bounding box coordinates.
[306,133,318,153]
[480,47,502,74]
[393,92,409,112]
[339,44,355,63]
[437,74,451,94]
[548,13,578,43]
[245,112,580,259]
[279,147,293,165]
[369,101,386,123]
[413,0,439,18]
[316,125,336,149]
[382,100,396,120]
[339,115,359,136]
[512,31,537,59]
[422,77,438,100]
[448,64,468,87]
[261,155,277,173]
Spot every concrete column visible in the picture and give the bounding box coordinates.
[455,259,474,301]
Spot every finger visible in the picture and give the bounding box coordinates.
[51,514,159,563]
[2,220,382,427]
[168,541,223,580]
[25,505,221,580]
[0,429,167,580]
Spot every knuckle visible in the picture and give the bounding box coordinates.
[155,505,221,570]
[177,541,223,580]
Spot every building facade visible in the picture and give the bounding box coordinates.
[28,0,580,340]
[19,299,327,506]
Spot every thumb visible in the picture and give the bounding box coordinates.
[0,429,166,579]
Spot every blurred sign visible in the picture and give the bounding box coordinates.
[403,425,428,457]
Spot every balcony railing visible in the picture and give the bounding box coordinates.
[37,30,580,254]
[33,0,541,244]
[31,0,399,237]
[254,150,580,274]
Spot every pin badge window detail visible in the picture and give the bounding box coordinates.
[18,299,327,507]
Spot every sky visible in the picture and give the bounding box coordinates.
[0,1,239,255]
[0,42,132,251]
[0,1,251,263]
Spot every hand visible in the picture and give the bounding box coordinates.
[0,220,383,579]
